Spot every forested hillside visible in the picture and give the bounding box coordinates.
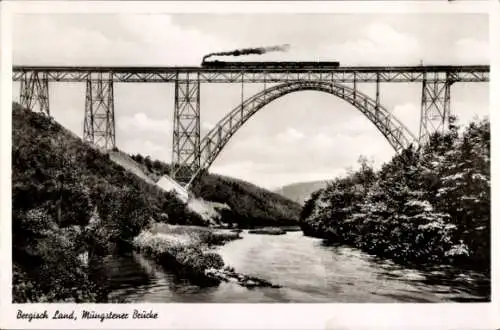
[301,116,490,273]
[190,173,301,227]
[11,103,203,302]
[129,155,301,227]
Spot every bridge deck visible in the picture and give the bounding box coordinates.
[12,65,489,83]
[13,64,489,72]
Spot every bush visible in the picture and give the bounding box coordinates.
[133,229,225,282]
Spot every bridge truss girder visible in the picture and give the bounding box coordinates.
[171,72,201,184]
[83,72,116,150]
[12,66,489,84]
[19,71,50,115]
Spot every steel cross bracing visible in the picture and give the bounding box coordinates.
[19,71,50,115]
[83,72,116,150]
[419,71,453,143]
[186,80,418,187]
[171,72,201,183]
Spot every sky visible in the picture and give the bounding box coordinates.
[11,13,490,189]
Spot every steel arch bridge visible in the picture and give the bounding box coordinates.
[12,64,489,186]
[191,80,417,187]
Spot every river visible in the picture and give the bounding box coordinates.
[104,230,489,303]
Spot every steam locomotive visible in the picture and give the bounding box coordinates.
[201,60,340,69]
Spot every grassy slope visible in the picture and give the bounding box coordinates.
[130,155,302,228]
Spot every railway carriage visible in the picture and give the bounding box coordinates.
[201,60,341,69]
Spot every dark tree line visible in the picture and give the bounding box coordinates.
[190,173,301,227]
[301,116,490,272]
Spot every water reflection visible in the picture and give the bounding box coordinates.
[102,231,489,303]
[320,238,490,302]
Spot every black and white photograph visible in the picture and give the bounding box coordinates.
[0,0,498,329]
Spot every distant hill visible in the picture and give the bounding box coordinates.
[129,155,302,228]
[275,180,330,205]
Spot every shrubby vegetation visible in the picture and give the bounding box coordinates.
[133,231,223,274]
[130,155,302,228]
[11,104,203,302]
[147,222,241,246]
[132,223,239,285]
[301,116,490,272]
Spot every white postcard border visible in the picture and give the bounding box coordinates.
[1,1,498,329]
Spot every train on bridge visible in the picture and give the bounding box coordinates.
[201,60,341,69]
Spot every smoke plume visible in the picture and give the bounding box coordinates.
[202,44,290,62]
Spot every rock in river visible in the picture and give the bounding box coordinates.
[204,267,281,289]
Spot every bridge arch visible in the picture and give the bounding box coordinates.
[188,81,418,186]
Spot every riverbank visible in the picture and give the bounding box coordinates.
[133,223,282,288]
[132,224,235,285]
[148,223,242,246]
